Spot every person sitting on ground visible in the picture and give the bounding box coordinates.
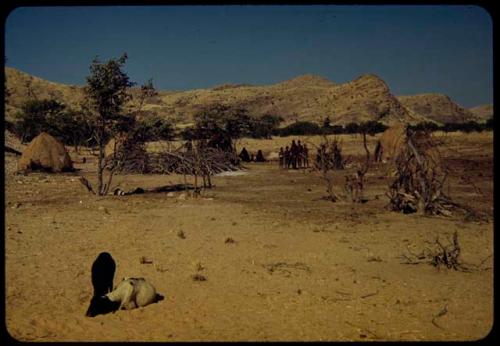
[239,147,251,162]
[255,149,266,162]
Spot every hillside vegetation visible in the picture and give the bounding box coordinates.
[5,67,490,127]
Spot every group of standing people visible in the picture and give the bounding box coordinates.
[279,139,309,169]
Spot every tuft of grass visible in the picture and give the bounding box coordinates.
[225,237,236,244]
[191,273,207,282]
[139,256,153,264]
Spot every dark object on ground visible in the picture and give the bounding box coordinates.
[85,292,164,317]
[90,252,116,297]
[225,237,236,244]
[192,273,207,281]
[86,295,120,317]
[255,150,266,162]
[239,147,251,162]
[112,183,195,196]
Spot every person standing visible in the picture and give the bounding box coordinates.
[297,140,304,168]
[278,147,284,168]
[303,143,309,168]
[285,146,291,169]
[290,140,298,169]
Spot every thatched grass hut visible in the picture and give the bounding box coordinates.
[17,132,73,173]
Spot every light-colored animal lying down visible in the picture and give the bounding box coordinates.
[86,277,163,317]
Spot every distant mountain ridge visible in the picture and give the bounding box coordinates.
[469,104,493,122]
[5,67,488,127]
[397,93,479,124]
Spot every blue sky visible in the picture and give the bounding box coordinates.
[4,5,493,108]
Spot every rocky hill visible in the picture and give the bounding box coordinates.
[5,67,85,121]
[469,104,493,122]
[5,67,483,127]
[397,93,478,124]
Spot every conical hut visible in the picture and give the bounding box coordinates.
[17,132,73,173]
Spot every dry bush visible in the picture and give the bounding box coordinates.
[344,131,371,203]
[102,138,241,191]
[147,141,240,189]
[310,136,347,202]
[400,231,492,272]
[386,128,453,215]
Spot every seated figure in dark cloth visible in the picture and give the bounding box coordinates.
[239,147,251,162]
[255,149,266,162]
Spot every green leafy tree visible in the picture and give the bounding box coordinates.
[193,104,252,151]
[83,53,134,196]
[484,117,493,130]
[51,109,91,152]
[134,115,175,142]
[278,121,322,136]
[462,121,483,133]
[440,122,459,132]
[180,126,196,141]
[329,125,344,134]
[13,99,66,142]
[358,121,388,135]
[344,122,360,134]
[135,78,158,114]
[410,121,439,132]
[250,113,284,138]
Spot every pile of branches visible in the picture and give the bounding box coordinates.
[344,131,371,203]
[431,231,461,270]
[147,147,240,175]
[386,128,454,216]
[105,140,240,178]
[344,170,365,203]
[311,137,346,202]
[105,140,149,174]
[400,231,491,272]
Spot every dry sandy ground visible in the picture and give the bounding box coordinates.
[5,132,493,341]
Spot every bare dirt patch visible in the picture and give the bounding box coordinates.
[5,132,493,341]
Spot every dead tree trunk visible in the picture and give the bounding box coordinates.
[374,140,383,162]
[345,132,370,203]
[97,139,105,196]
[387,128,454,216]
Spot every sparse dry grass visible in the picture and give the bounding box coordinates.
[8,66,472,127]
[4,132,493,342]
